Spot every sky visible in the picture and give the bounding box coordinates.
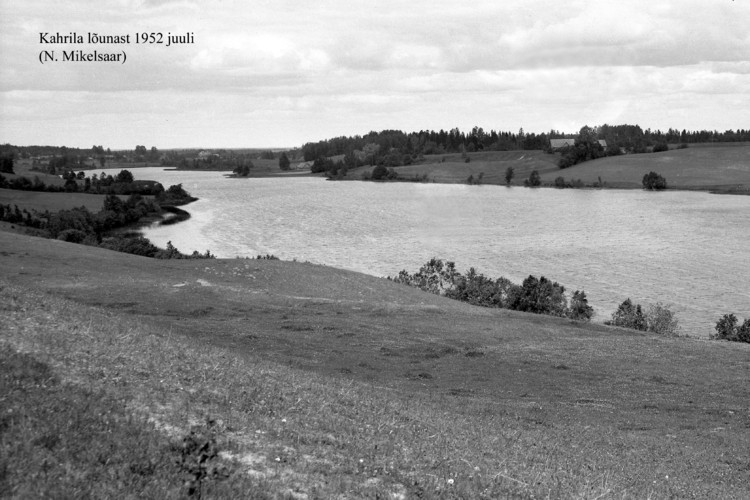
[1,0,748,149]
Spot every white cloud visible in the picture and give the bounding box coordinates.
[1,0,749,147]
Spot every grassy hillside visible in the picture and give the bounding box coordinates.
[343,145,750,192]
[351,150,560,185]
[1,230,748,498]
[539,145,750,191]
[0,188,113,212]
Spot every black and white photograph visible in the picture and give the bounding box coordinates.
[1,0,749,497]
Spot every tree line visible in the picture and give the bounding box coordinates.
[1,191,212,260]
[389,258,594,321]
[301,125,750,163]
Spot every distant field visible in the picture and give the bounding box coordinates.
[539,144,750,190]
[0,188,111,212]
[2,230,749,498]
[344,145,750,191]
[352,150,560,184]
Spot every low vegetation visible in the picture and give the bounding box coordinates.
[0,187,209,260]
[524,169,541,187]
[391,258,594,321]
[607,299,682,336]
[712,314,750,343]
[642,171,668,190]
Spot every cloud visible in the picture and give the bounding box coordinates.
[2,0,749,147]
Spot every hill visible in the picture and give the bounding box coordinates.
[342,144,750,192]
[541,144,750,191]
[351,150,560,184]
[1,230,749,498]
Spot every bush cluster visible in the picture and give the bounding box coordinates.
[607,299,681,336]
[642,171,667,190]
[524,170,541,187]
[558,141,606,169]
[391,258,594,321]
[712,314,750,343]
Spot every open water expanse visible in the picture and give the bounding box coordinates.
[96,167,750,337]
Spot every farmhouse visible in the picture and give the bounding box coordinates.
[294,161,314,171]
[550,138,607,151]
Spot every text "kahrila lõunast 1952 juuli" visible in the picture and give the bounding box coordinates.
[39,32,194,47]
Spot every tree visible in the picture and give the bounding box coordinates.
[711,314,750,343]
[0,153,14,174]
[391,258,460,295]
[504,166,514,186]
[524,170,541,187]
[567,290,593,321]
[115,170,134,183]
[371,164,388,180]
[362,143,380,166]
[642,171,667,190]
[508,276,567,317]
[233,163,251,177]
[645,303,680,336]
[609,299,647,331]
[278,152,290,171]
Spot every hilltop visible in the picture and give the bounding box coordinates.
[1,230,749,498]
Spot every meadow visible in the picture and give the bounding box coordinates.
[349,144,750,192]
[2,230,749,498]
[0,188,111,212]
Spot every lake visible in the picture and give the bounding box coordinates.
[96,168,750,337]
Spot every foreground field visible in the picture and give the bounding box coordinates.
[1,231,749,498]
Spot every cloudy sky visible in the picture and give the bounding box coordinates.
[1,0,748,149]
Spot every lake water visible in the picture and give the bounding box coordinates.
[95,168,750,337]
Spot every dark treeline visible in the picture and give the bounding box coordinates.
[301,125,750,162]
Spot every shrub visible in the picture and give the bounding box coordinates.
[645,302,681,336]
[711,314,750,343]
[507,275,567,317]
[444,268,510,308]
[609,299,647,331]
[642,171,667,190]
[554,176,567,188]
[652,143,669,153]
[524,170,541,187]
[392,259,594,320]
[391,258,459,295]
[567,290,594,321]
[57,229,89,244]
[371,164,388,180]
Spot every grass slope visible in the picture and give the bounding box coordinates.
[0,188,114,212]
[351,150,560,185]
[540,145,750,191]
[1,231,749,498]
[344,145,750,192]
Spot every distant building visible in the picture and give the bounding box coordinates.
[549,138,607,151]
